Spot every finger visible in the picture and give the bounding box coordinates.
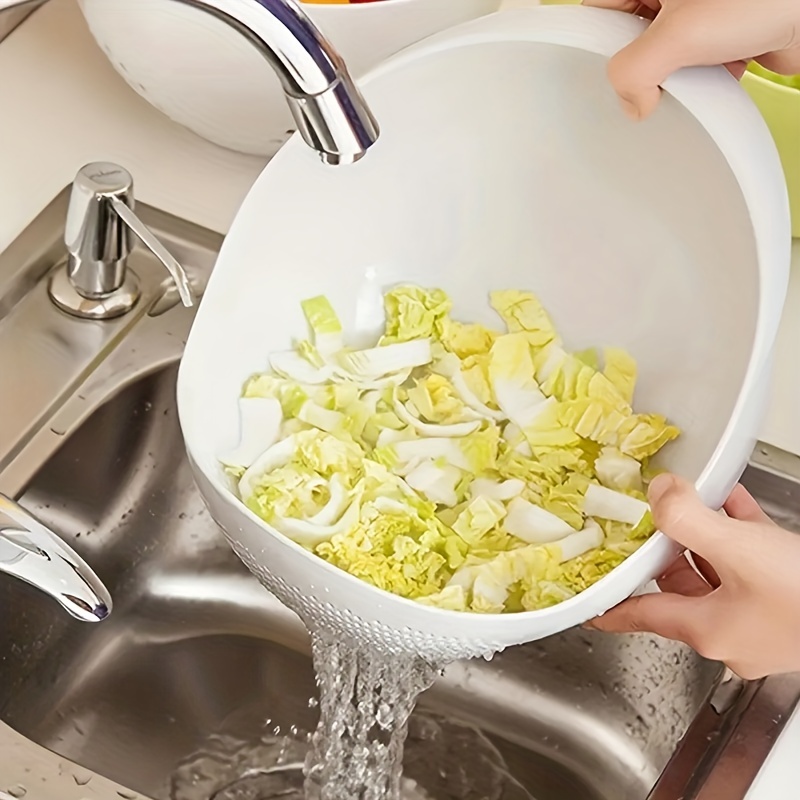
[690,552,721,589]
[723,484,774,525]
[582,0,639,9]
[586,592,705,648]
[581,0,655,10]
[657,556,713,597]
[655,550,720,589]
[606,3,798,120]
[606,8,692,120]
[757,50,800,77]
[647,473,740,565]
[725,60,749,80]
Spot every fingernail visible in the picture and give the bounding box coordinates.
[648,472,676,504]
[619,97,641,121]
[582,620,597,630]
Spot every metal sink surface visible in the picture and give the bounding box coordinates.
[0,180,798,800]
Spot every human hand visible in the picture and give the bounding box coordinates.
[581,0,800,120]
[585,473,800,680]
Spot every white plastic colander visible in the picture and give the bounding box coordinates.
[177,6,791,662]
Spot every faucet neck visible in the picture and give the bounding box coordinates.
[177,0,379,164]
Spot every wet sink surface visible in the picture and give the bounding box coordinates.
[0,365,722,800]
[2,187,799,800]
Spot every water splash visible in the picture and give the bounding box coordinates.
[169,711,535,800]
[169,625,536,800]
[303,626,440,800]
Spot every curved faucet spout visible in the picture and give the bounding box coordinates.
[0,0,377,624]
[0,0,380,164]
[0,495,112,623]
[165,0,380,164]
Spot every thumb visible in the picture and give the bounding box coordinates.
[647,473,737,565]
[606,5,696,119]
[608,0,744,119]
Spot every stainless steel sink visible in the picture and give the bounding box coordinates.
[1,179,799,800]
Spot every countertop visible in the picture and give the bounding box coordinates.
[0,0,799,797]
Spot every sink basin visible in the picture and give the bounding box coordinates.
[0,363,721,800]
[0,182,798,800]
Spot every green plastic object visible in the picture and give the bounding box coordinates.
[742,66,800,239]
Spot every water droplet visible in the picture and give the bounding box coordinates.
[307,697,319,708]
[7,786,26,798]
[376,702,392,729]
[72,770,92,786]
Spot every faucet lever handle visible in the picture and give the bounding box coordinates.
[58,162,194,316]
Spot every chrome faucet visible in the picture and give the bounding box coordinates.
[183,0,380,164]
[0,0,379,622]
[0,495,112,622]
[0,0,380,165]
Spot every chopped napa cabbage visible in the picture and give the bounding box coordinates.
[297,339,325,369]
[461,354,492,395]
[301,295,344,357]
[376,426,417,448]
[488,334,547,429]
[594,446,643,493]
[556,519,605,561]
[469,477,525,502]
[338,339,432,378]
[245,462,330,521]
[242,373,286,399]
[297,401,347,434]
[393,388,481,438]
[406,374,478,425]
[330,366,413,390]
[404,460,463,507]
[224,285,680,615]
[504,497,576,544]
[438,317,499,358]
[238,435,298,504]
[520,397,581,449]
[428,521,604,613]
[583,483,649,526]
[603,347,637,405]
[315,500,452,600]
[270,351,332,384]
[433,354,505,421]
[452,496,507,545]
[416,584,468,611]
[600,511,656,557]
[273,492,361,549]
[308,474,351,525]
[541,473,589,530]
[383,285,451,344]
[489,290,560,347]
[386,426,500,475]
[535,343,630,412]
[294,429,364,480]
[615,414,680,460]
[503,422,532,456]
[575,348,600,370]
[495,449,561,497]
[220,396,283,469]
